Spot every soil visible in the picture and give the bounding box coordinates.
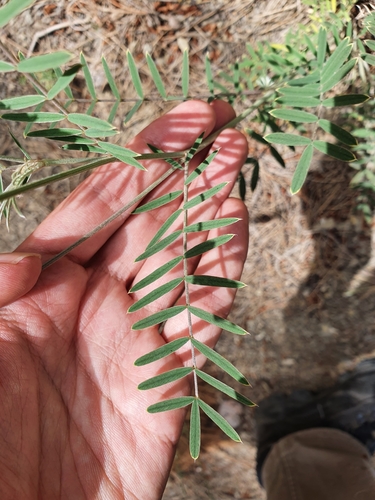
[1,1,375,499]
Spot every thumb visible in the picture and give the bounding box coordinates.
[0,253,42,308]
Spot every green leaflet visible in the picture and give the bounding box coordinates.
[128,278,183,313]
[147,396,195,413]
[135,231,182,262]
[182,49,189,98]
[132,305,186,330]
[191,338,249,385]
[184,217,239,233]
[265,133,311,147]
[0,0,36,28]
[183,182,228,210]
[102,57,120,99]
[47,64,81,100]
[0,61,15,72]
[68,113,114,130]
[270,109,318,123]
[26,128,82,138]
[196,370,255,406]
[129,256,183,293]
[1,112,64,123]
[321,37,352,82]
[0,95,45,110]
[134,337,190,366]
[184,234,234,259]
[85,129,118,138]
[188,305,248,335]
[313,141,355,162]
[146,53,167,99]
[185,150,219,185]
[318,119,357,146]
[80,52,96,100]
[185,132,204,164]
[127,51,144,99]
[125,100,143,123]
[276,84,321,97]
[97,142,145,170]
[320,59,356,94]
[275,96,320,108]
[185,275,245,288]
[17,51,73,72]
[132,191,182,214]
[138,366,193,390]
[317,27,327,68]
[190,399,201,460]
[198,399,241,442]
[146,210,183,249]
[322,94,369,107]
[108,101,119,125]
[290,144,314,195]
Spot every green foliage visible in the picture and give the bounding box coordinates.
[2,0,375,459]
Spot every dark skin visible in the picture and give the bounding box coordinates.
[0,100,249,499]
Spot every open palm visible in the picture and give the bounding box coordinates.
[0,100,248,499]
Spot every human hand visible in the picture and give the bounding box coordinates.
[0,100,248,499]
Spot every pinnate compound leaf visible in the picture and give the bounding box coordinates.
[0,61,15,72]
[17,51,73,72]
[79,52,96,100]
[68,113,114,130]
[132,305,186,330]
[132,191,182,214]
[146,53,167,99]
[102,57,120,99]
[146,210,183,249]
[318,119,357,146]
[196,370,255,406]
[135,231,182,262]
[147,396,195,413]
[184,234,234,259]
[270,109,318,123]
[313,141,355,162]
[182,49,189,98]
[188,305,248,335]
[275,96,320,108]
[47,64,81,100]
[0,95,45,110]
[1,112,64,123]
[183,182,228,210]
[128,278,183,313]
[190,399,201,460]
[191,338,249,385]
[185,150,219,185]
[138,367,193,390]
[130,256,183,293]
[198,399,241,442]
[291,144,313,195]
[27,128,81,138]
[265,133,311,147]
[184,217,239,233]
[97,142,145,170]
[322,94,369,107]
[185,275,245,288]
[135,337,190,366]
[127,51,144,99]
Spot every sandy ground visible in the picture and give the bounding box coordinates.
[1,1,375,498]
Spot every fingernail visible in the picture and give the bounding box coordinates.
[0,252,41,264]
